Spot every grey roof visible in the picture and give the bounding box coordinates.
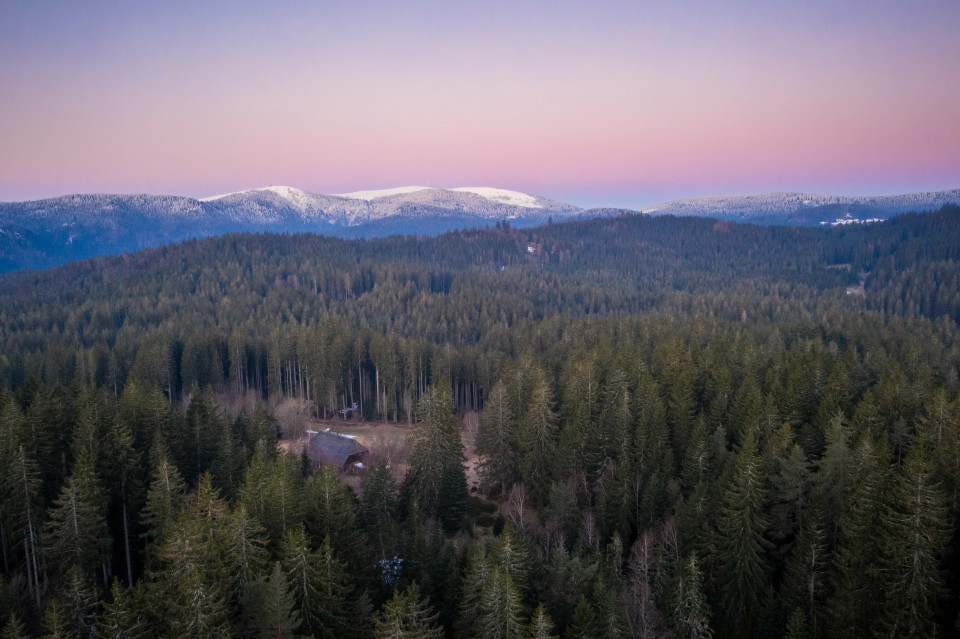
[308,430,368,468]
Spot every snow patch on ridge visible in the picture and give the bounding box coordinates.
[335,186,432,200]
[260,186,313,202]
[200,189,248,201]
[451,187,542,209]
[201,186,312,203]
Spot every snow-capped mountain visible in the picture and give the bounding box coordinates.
[0,187,580,272]
[1,185,956,273]
[639,190,960,225]
[197,185,568,225]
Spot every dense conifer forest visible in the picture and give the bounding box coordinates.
[1,206,960,638]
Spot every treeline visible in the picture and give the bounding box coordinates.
[1,208,960,637]
[1,208,959,415]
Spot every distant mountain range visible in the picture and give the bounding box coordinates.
[1,185,957,273]
[0,187,580,272]
[639,190,960,225]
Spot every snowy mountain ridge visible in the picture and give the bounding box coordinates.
[0,187,580,272]
[639,189,960,223]
[203,185,546,210]
[1,185,956,273]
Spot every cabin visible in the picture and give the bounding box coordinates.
[308,429,368,472]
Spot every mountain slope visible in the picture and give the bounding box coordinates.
[2,185,957,273]
[0,187,579,272]
[640,189,960,224]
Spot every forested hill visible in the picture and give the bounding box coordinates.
[3,205,960,340]
[2,206,960,638]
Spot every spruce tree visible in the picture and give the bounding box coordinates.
[874,443,951,638]
[713,432,771,639]
[476,380,518,496]
[667,555,712,639]
[404,381,466,523]
[374,582,443,639]
[139,456,187,572]
[477,568,524,639]
[523,605,558,639]
[1,614,28,639]
[824,436,887,636]
[240,561,300,639]
[94,579,148,639]
[565,596,597,639]
[44,451,111,584]
[361,458,399,561]
[518,372,558,506]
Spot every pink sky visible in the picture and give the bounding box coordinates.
[1,1,958,208]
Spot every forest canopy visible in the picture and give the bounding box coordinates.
[1,206,960,638]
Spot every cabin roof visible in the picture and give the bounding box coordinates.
[308,429,368,468]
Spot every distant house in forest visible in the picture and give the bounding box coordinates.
[308,429,368,471]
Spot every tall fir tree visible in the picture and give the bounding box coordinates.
[374,582,444,639]
[476,380,518,496]
[404,381,466,528]
[874,443,951,638]
[518,372,558,506]
[523,605,558,639]
[712,432,772,639]
[240,561,300,639]
[44,451,111,586]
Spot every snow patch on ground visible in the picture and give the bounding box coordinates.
[335,186,432,200]
[451,187,542,209]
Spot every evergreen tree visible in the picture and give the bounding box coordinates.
[824,436,888,636]
[164,561,231,639]
[518,372,558,505]
[1,614,28,639]
[55,565,99,639]
[374,582,443,639]
[458,541,492,633]
[591,579,630,639]
[0,406,45,609]
[477,568,524,639]
[476,380,518,496]
[94,579,149,639]
[303,462,367,577]
[40,600,80,639]
[404,381,466,525]
[223,503,269,603]
[240,450,304,546]
[180,389,224,483]
[780,506,829,638]
[240,561,300,639]
[667,554,712,639]
[713,432,771,638]
[156,473,236,638]
[361,457,399,561]
[210,421,246,500]
[281,526,352,639]
[437,462,468,533]
[523,605,558,639]
[874,443,951,638]
[557,358,600,481]
[101,414,143,588]
[139,456,187,571]
[782,608,809,639]
[44,451,111,584]
[565,596,597,639]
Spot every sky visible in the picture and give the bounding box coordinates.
[1,0,958,209]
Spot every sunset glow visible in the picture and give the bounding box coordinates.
[1,0,958,208]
